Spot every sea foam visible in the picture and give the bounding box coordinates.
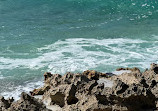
[0,38,157,74]
[0,38,158,100]
[1,81,43,100]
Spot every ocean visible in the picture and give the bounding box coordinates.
[0,0,158,100]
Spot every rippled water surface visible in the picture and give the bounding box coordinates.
[0,0,158,99]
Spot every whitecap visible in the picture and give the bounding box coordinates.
[0,38,157,75]
[1,81,43,100]
[0,38,158,100]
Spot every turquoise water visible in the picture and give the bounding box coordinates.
[0,0,158,99]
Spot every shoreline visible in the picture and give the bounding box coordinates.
[0,63,158,111]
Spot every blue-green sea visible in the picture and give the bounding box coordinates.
[0,0,158,99]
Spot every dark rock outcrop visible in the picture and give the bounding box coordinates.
[0,96,14,111]
[1,63,158,111]
[29,64,158,111]
[0,92,50,111]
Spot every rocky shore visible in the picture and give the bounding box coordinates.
[1,63,158,111]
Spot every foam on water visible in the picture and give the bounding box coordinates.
[0,76,5,79]
[0,38,157,73]
[0,38,158,99]
[1,81,43,100]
